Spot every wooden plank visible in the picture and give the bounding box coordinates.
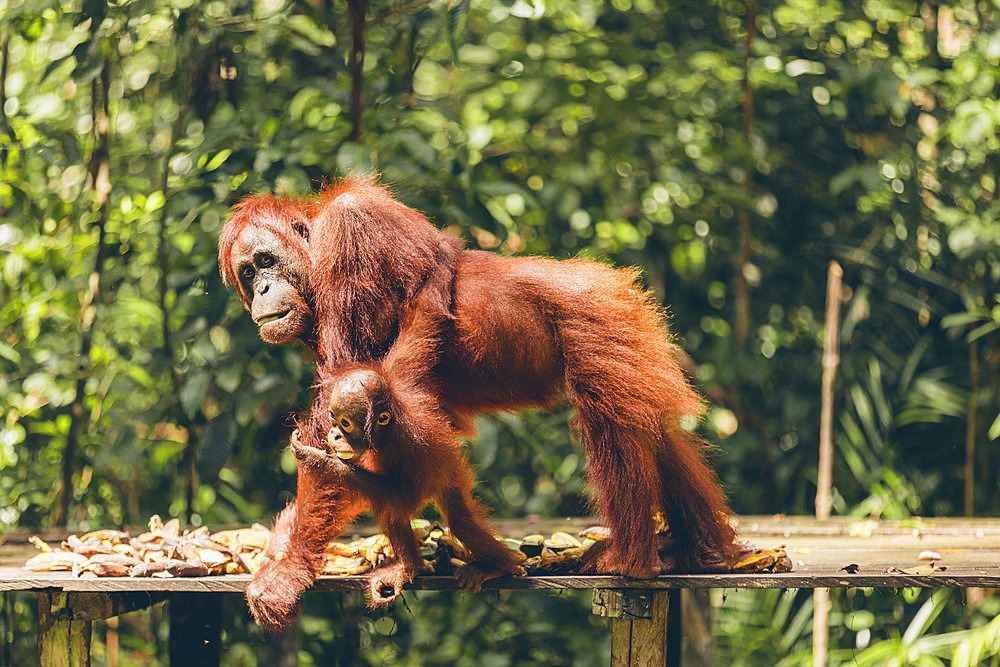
[4,516,999,593]
[60,591,168,621]
[609,615,632,667]
[595,590,673,666]
[632,591,670,667]
[38,592,92,667]
[169,593,222,667]
[3,515,1000,551]
[5,569,1000,593]
[592,589,651,618]
[594,589,649,666]
[36,591,166,667]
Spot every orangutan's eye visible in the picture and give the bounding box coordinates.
[340,418,354,433]
[377,411,391,426]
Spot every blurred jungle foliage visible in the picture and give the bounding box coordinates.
[1,0,1000,664]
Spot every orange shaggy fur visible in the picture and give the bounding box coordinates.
[219,177,738,631]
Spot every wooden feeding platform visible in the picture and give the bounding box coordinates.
[2,515,999,666]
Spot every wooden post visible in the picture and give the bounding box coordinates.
[593,589,678,667]
[39,593,92,667]
[105,616,119,667]
[814,260,842,667]
[37,591,163,667]
[812,587,830,667]
[815,260,842,520]
[169,593,222,667]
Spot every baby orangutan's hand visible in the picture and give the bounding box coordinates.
[290,429,350,477]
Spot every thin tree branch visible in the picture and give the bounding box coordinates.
[157,32,200,524]
[0,30,11,134]
[735,0,756,344]
[364,0,434,29]
[964,336,978,517]
[348,0,369,142]
[0,28,23,170]
[56,62,112,528]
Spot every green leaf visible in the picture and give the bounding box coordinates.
[180,372,210,419]
[289,88,320,121]
[0,341,22,363]
[286,14,336,48]
[216,365,242,394]
[448,0,470,57]
[125,365,155,390]
[204,149,232,172]
[197,413,238,481]
[941,312,983,330]
[988,412,1000,441]
[235,392,267,426]
[967,321,1000,342]
[144,191,165,212]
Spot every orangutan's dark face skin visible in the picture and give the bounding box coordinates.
[326,369,393,460]
[229,226,313,345]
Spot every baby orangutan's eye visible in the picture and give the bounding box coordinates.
[377,411,391,426]
[340,418,354,432]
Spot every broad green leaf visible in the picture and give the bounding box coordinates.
[197,413,237,481]
[180,372,210,419]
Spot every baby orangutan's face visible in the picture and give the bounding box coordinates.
[326,368,393,460]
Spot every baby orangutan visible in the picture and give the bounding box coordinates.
[290,365,525,605]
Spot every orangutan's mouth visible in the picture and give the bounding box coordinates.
[255,310,290,326]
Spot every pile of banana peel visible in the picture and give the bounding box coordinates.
[24,514,791,579]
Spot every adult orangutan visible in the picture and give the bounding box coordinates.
[221,187,510,630]
[218,177,738,630]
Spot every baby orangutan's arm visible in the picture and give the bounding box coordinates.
[289,429,401,498]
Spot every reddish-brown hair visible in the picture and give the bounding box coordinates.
[218,193,312,307]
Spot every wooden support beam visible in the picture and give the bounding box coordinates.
[38,591,167,667]
[593,589,678,667]
[169,593,222,667]
[38,593,91,667]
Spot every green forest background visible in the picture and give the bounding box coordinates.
[2,0,1000,664]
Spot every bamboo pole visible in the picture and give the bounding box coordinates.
[815,261,842,520]
[814,260,842,667]
[964,337,977,517]
[965,337,984,608]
